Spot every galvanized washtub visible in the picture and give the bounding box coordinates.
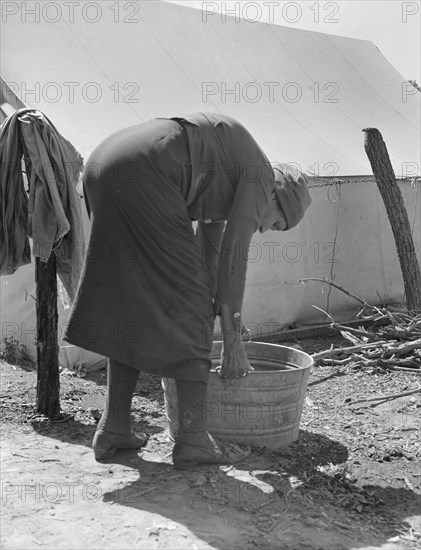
[162,341,314,450]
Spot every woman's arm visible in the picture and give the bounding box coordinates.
[215,214,258,377]
[196,220,225,297]
[197,220,254,378]
[215,163,273,378]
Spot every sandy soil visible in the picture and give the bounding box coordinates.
[1,334,420,550]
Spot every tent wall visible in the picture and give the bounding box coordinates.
[1,1,420,363]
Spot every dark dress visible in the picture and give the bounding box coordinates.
[64,113,274,381]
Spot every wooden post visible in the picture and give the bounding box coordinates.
[4,105,61,416]
[35,252,60,417]
[21,123,61,418]
[363,128,421,311]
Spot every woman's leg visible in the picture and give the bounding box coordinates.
[98,358,139,433]
[175,379,209,446]
[93,359,148,460]
[172,377,251,470]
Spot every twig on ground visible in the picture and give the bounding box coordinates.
[311,305,334,322]
[334,324,381,341]
[312,341,389,360]
[307,371,347,386]
[390,366,421,374]
[349,388,421,405]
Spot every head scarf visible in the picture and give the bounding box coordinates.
[273,164,312,230]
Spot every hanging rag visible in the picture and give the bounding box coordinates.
[0,108,84,303]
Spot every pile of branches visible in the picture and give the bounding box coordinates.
[301,278,421,373]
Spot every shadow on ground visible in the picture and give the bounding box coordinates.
[91,430,420,550]
[31,416,165,449]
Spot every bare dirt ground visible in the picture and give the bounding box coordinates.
[1,332,420,550]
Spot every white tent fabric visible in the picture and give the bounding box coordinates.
[1,1,419,173]
[1,1,420,362]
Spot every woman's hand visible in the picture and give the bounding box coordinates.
[220,339,254,378]
[218,304,254,379]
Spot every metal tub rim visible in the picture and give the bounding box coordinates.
[209,341,314,374]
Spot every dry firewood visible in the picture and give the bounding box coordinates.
[377,357,420,368]
[333,323,381,341]
[408,317,421,331]
[387,338,421,356]
[352,353,372,364]
[314,338,421,364]
[339,331,363,346]
[363,312,390,323]
[304,279,421,371]
[379,324,421,341]
[312,341,389,360]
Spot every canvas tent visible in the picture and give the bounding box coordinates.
[1,0,420,364]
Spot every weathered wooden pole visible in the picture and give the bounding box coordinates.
[363,128,421,311]
[20,125,61,417]
[35,254,60,416]
[3,105,61,417]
